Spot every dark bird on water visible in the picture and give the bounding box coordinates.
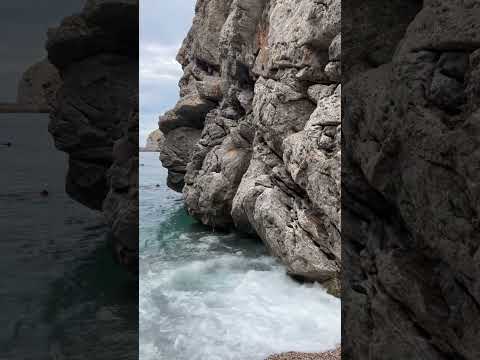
[1,142,12,147]
[40,189,49,197]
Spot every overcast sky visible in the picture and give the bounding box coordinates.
[0,0,84,102]
[0,0,196,146]
[140,0,196,146]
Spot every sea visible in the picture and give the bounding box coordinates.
[139,152,341,360]
[0,114,137,359]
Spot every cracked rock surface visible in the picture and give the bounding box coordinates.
[159,0,341,292]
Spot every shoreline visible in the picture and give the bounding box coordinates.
[266,347,341,360]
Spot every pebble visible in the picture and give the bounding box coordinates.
[265,347,341,360]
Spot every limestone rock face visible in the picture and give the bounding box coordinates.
[17,59,61,111]
[343,1,480,358]
[160,0,341,289]
[47,0,139,273]
[141,129,164,152]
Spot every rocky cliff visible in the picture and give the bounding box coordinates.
[47,0,139,273]
[159,0,340,292]
[343,1,480,358]
[17,59,61,112]
[141,129,164,152]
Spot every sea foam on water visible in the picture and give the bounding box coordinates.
[139,153,341,360]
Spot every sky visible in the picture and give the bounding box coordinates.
[140,0,196,146]
[0,0,85,102]
[0,0,196,146]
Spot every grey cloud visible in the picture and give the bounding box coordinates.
[140,0,196,146]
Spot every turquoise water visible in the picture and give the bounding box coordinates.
[0,114,137,359]
[139,152,341,360]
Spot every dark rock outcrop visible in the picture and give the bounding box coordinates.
[47,0,139,273]
[343,1,480,358]
[159,0,341,291]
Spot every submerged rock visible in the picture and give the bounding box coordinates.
[159,0,341,289]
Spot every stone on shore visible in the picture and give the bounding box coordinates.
[266,347,341,360]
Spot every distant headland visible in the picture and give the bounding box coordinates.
[140,129,164,152]
[0,59,60,114]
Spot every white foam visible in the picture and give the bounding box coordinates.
[198,235,221,244]
[140,253,340,360]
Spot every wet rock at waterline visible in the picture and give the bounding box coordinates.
[159,0,341,292]
[47,0,139,273]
